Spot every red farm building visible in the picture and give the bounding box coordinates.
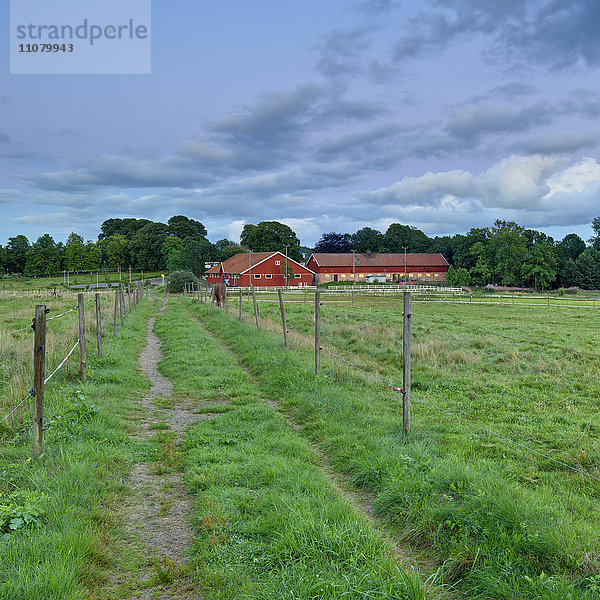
[306,252,449,285]
[206,251,314,287]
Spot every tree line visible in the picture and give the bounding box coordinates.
[312,220,600,290]
[0,217,303,278]
[2,215,600,290]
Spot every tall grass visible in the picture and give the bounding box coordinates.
[185,297,600,600]
[0,295,152,599]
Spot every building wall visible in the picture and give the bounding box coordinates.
[308,261,448,285]
[207,255,312,287]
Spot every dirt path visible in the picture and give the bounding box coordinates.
[118,300,210,599]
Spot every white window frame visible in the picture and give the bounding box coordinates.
[275,260,281,265]
[254,274,261,279]
[294,274,301,278]
[265,274,272,279]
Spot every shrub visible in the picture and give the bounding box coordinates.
[167,270,198,293]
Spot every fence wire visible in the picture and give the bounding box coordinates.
[217,295,600,486]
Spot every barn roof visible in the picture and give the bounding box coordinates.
[207,252,314,275]
[308,253,449,268]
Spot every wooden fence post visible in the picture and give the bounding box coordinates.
[252,289,260,330]
[403,292,411,435]
[78,293,87,383]
[315,291,321,375]
[127,284,131,312]
[119,284,125,325]
[113,287,119,336]
[239,288,243,320]
[32,304,47,458]
[224,288,229,313]
[278,289,289,348]
[95,293,102,357]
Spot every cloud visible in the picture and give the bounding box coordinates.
[445,103,553,141]
[475,154,559,208]
[354,155,600,235]
[0,133,10,143]
[508,132,599,155]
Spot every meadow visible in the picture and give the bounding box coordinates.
[0,286,598,599]
[183,291,600,599]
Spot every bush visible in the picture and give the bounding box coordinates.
[167,270,198,293]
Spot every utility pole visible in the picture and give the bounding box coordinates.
[285,245,288,290]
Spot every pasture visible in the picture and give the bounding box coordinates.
[0,287,598,599]
[185,290,600,598]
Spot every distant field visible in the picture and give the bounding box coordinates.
[0,271,162,291]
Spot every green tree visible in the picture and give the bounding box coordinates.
[241,221,302,261]
[65,233,87,272]
[588,217,600,250]
[470,241,492,286]
[85,241,102,271]
[98,218,151,240]
[167,215,207,240]
[350,227,384,252]
[6,235,30,274]
[216,239,246,260]
[521,242,558,290]
[0,245,6,274]
[575,248,600,289]
[100,235,130,270]
[446,265,470,287]
[314,232,351,253]
[451,228,489,271]
[384,223,431,253]
[25,234,61,275]
[488,220,528,286]
[130,222,169,270]
[166,270,198,293]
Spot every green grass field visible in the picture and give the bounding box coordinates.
[1,289,598,599]
[184,293,600,599]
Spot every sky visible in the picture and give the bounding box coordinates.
[2,0,600,247]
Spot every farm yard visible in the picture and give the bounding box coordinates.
[0,286,599,599]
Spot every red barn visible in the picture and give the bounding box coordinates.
[306,252,449,284]
[206,251,314,287]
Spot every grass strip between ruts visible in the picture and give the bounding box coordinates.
[154,299,430,600]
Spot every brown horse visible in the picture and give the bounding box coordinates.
[213,283,226,308]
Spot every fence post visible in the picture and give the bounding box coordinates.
[78,293,87,383]
[224,287,229,313]
[95,293,102,357]
[32,304,47,458]
[239,288,243,320]
[252,288,260,330]
[119,284,125,325]
[315,291,321,375]
[113,287,119,335]
[402,292,411,435]
[278,289,289,348]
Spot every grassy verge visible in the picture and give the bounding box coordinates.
[0,297,152,600]
[183,297,600,600]
[154,300,430,600]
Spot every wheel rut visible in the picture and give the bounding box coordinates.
[114,299,214,599]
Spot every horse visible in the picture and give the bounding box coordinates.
[213,283,226,308]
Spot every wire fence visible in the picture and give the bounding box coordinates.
[198,292,600,488]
